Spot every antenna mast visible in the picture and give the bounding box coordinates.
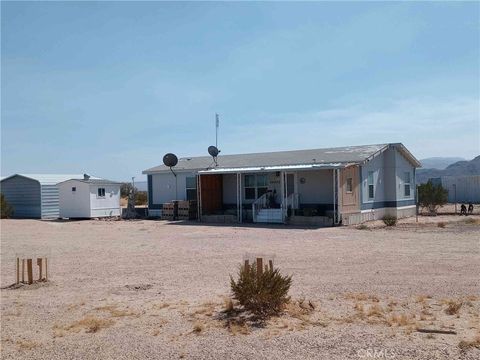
[215,113,219,148]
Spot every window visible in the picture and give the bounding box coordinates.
[256,174,268,198]
[244,174,268,200]
[404,171,411,197]
[346,178,353,193]
[367,171,374,199]
[244,174,256,200]
[186,176,197,201]
[97,188,105,198]
[71,187,76,192]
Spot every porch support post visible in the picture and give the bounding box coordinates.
[236,173,240,223]
[198,175,202,222]
[239,174,243,223]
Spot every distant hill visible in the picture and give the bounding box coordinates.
[420,157,465,170]
[417,156,480,183]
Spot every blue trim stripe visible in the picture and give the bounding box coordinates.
[360,199,416,210]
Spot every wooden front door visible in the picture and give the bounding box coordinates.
[199,174,223,215]
[340,165,360,213]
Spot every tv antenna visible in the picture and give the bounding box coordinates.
[215,113,219,148]
[163,153,178,199]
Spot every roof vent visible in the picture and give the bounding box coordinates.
[83,173,90,180]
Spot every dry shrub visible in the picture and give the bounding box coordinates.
[64,316,114,333]
[94,304,137,317]
[230,263,291,318]
[356,224,369,230]
[444,300,462,315]
[382,215,397,226]
[192,322,204,334]
[227,319,250,335]
[346,293,379,302]
[224,298,234,313]
[437,222,446,228]
[367,304,384,317]
[153,302,170,310]
[387,313,415,327]
[459,334,480,351]
[464,218,480,225]
[16,340,39,350]
[285,299,314,321]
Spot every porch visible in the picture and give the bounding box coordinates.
[196,167,341,225]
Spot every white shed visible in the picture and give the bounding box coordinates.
[58,177,121,218]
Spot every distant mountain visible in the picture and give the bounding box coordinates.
[417,156,480,183]
[420,157,465,170]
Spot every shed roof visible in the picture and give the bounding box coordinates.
[58,178,122,185]
[143,143,420,174]
[0,174,91,186]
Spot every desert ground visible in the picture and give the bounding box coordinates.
[1,214,479,360]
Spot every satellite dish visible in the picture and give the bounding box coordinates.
[208,146,219,158]
[163,153,178,168]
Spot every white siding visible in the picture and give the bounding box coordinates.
[151,172,195,204]
[394,150,415,201]
[59,181,91,218]
[89,184,121,217]
[297,170,333,204]
[361,153,385,204]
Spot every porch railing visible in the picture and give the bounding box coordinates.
[252,193,268,222]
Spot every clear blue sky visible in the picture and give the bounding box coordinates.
[2,1,479,181]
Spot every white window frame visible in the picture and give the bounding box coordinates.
[185,176,197,201]
[346,178,353,193]
[244,174,268,201]
[404,171,411,197]
[97,187,106,198]
[367,171,375,200]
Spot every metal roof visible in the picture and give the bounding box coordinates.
[143,143,420,174]
[58,178,122,185]
[1,174,102,186]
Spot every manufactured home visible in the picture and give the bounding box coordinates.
[143,143,421,225]
[58,176,121,218]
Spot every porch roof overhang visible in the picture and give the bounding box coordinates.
[197,162,349,175]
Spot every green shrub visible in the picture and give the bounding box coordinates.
[418,181,448,215]
[135,191,147,205]
[230,262,292,318]
[382,215,397,226]
[1,193,13,218]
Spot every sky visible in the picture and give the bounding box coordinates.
[1,1,479,181]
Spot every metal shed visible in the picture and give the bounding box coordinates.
[0,174,86,219]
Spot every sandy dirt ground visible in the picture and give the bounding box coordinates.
[1,215,479,360]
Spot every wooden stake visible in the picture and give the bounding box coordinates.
[256,257,263,275]
[244,259,249,270]
[45,258,48,281]
[22,259,25,283]
[27,259,33,285]
[269,260,273,271]
[16,258,19,284]
[37,258,43,281]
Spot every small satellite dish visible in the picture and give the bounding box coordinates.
[208,146,219,158]
[163,153,178,168]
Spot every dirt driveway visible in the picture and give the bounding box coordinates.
[1,217,479,359]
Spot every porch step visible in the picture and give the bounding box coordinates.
[255,208,283,223]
